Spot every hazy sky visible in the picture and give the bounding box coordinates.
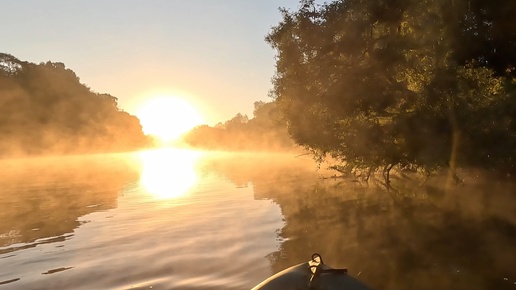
[1,1,303,125]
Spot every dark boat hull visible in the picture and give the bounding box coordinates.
[252,261,372,290]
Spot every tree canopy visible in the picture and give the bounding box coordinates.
[0,53,149,157]
[266,0,516,178]
[184,101,294,151]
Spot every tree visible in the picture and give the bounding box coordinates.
[183,101,294,151]
[266,0,515,180]
[224,113,249,132]
[0,53,149,156]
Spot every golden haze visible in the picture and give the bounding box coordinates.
[136,96,205,143]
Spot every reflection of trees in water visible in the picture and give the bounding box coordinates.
[0,154,139,252]
[204,153,516,290]
[266,178,516,290]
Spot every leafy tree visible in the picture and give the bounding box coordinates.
[183,101,294,151]
[266,0,515,181]
[0,53,149,157]
[224,113,249,132]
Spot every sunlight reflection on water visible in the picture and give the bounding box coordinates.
[1,150,515,290]
[138,148,203,200]
[0,150,286,289]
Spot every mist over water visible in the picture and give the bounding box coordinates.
[0,54,150,158]
[0,149,515,289]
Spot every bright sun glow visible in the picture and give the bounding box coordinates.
[137,96,204,143]
[138,149,203,200]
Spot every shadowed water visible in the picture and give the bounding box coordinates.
[0,149,515,289]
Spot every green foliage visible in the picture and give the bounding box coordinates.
[266,0,516,176]
[0,53,149,157]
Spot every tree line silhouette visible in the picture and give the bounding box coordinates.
[183,101,294,151]
[0,53,150,157]
[265,0,516,179]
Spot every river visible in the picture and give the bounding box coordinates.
[0,148,515,290]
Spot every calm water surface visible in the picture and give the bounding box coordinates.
[0,149,515,290]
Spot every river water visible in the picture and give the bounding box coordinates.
[0,148,515,290]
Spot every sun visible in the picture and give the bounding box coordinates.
[137,96,204,143]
